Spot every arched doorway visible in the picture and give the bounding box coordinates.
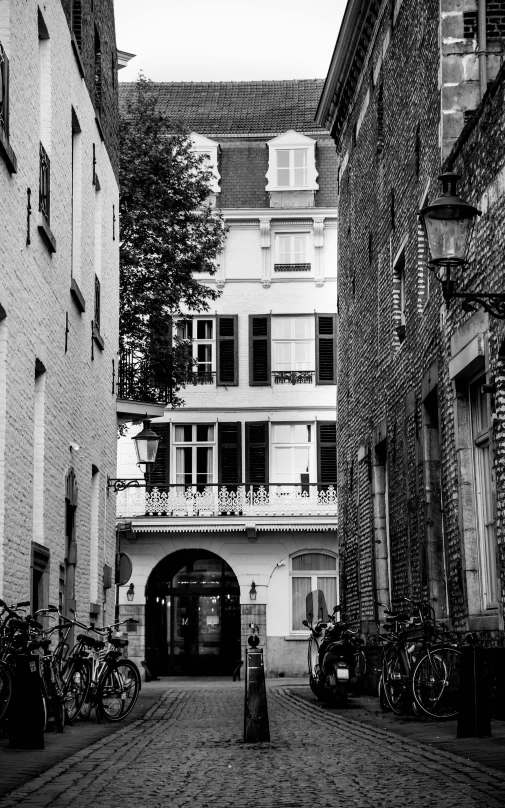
[145,550,241,676]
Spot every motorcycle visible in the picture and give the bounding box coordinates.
[303,589,364,706]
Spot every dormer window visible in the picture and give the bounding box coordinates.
[277,149,307,187]
[190,132,220,205]
[266,130,318,208]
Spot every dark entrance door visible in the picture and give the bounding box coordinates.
[146,550,241,676]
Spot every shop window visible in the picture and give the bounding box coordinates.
[291,552,337,631]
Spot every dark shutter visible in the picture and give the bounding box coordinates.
[316,314,337,384]
[3,50,9,138]
[317,422,337,488]
[216,315,238,386]
[149,423,170,488]
[249,315,271,386]
[245,422,269,486]
[218,422,242,486]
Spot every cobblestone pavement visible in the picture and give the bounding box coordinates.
[1,681,504,808]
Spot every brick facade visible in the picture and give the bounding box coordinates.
[317,0,505,657]
[0,0,119,626]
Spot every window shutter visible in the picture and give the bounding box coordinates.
[149,423,170,488]
[249,315,271,386]
[218,422,242,485]
[216,315,238,386]
[316,314,337,384]
[245,422,269,485]
[3,50,9,138]
[317,422,337,487]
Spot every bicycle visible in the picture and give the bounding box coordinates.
[66,618,141,722]
[378,598,461,720]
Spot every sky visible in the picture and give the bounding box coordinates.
[114,0,347,83]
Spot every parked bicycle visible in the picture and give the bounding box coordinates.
[378,598,461,720]
[61,617,141,722]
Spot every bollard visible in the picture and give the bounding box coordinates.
[9,654,45,749]
[457,636,491,738]
[244,647,270,743]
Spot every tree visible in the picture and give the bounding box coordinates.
[119,75,227,407]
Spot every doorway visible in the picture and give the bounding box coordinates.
[145,550,241,676]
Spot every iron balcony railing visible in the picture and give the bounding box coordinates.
[117,346,171,405]
[116,482,337,519]
[272,370,315,385]
[39,142,50,224]
[188,370,215,385]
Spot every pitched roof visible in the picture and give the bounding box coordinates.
[118,80,328,137]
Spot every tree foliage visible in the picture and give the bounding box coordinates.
[119,75,226,406]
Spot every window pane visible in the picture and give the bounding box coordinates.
[277,168,290,186]
[196,447,213,485]
[176,447,192,485]
[317,577,337,614]
[272,424,292,443]
[292,577,311,630]
[294,236,306,262]
[174,425,192,443]
[294,342,311,369]
[294,316,313,338]
[292,424,309,444]
[293,149,307,168]
[196,425,214,442]
[294,167,307,185]
[278,236,291,263]
[197,320,213,339]
[274,342,291,371]
[292,553,336,571]
[277,150,290,168]
[197,344,212,363]
[294,447,310,475]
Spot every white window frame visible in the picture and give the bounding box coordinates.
[266,130,318,192]
[270,422,315,486]
[177,317,216,382]
[271,316,315,374]
[290,551,338,634]
[469,371,498,611]
[172,423,216,488]
[190,132,221,195]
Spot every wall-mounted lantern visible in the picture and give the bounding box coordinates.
[126,583,135,602]
[249,581,257,601]
[418,172,505,318]
[107,419,161,492]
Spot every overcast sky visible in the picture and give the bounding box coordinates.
[114,0,346,83]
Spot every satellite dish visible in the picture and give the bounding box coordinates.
[117,552,133,586]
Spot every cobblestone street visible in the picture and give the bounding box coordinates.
[1,681,504,808]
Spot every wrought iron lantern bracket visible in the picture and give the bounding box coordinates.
[429,261,505,319]
[106,477,147,493]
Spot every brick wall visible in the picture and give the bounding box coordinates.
[0,0,119,626]
[329,0,505,645]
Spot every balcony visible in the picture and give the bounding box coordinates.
[116,483,337,519]
[272,370,315,385]
[188,371,215,385]
[116,346,171,423]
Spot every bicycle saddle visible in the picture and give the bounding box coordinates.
[77,634,105,649]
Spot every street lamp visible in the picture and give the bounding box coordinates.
[249,581,257,601]
[126,583,135,602]
[107,419,161,492]
[419,172,505,318]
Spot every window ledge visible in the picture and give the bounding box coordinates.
[70,277,86,313]
[38,213,56,254]
[0,128,17,174]
[93,323,105,351]
[71,36,85,78]
[468,613,501,631]
[283,634,309,641]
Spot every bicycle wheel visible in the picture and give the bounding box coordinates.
[61,659,91,722]
[0,661,13,723]
[412,646,461,720]
[378,673,390,712]
[97,660,141,722]
[383,651,410,715]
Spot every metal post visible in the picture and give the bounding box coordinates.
[9,655,45,749]
[457,636,491,738]
[244,647,270,743]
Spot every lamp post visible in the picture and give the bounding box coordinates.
[418,172,505,318]
[107,419,161,492]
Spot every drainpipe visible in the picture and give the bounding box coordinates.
[478,0,487,99]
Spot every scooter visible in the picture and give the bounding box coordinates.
[303,590,364,706]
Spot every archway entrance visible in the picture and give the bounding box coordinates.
[145,550,241,676]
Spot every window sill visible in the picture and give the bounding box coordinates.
[70,277,86,313]
[0,128,17,174]
[71,35,85,78]
[93,323,105,351]
[38,213,56,254]
[283,634,309,641]
[468,613,501,631]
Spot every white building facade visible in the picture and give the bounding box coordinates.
[116,81,338,676]
[0,0,121,627]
